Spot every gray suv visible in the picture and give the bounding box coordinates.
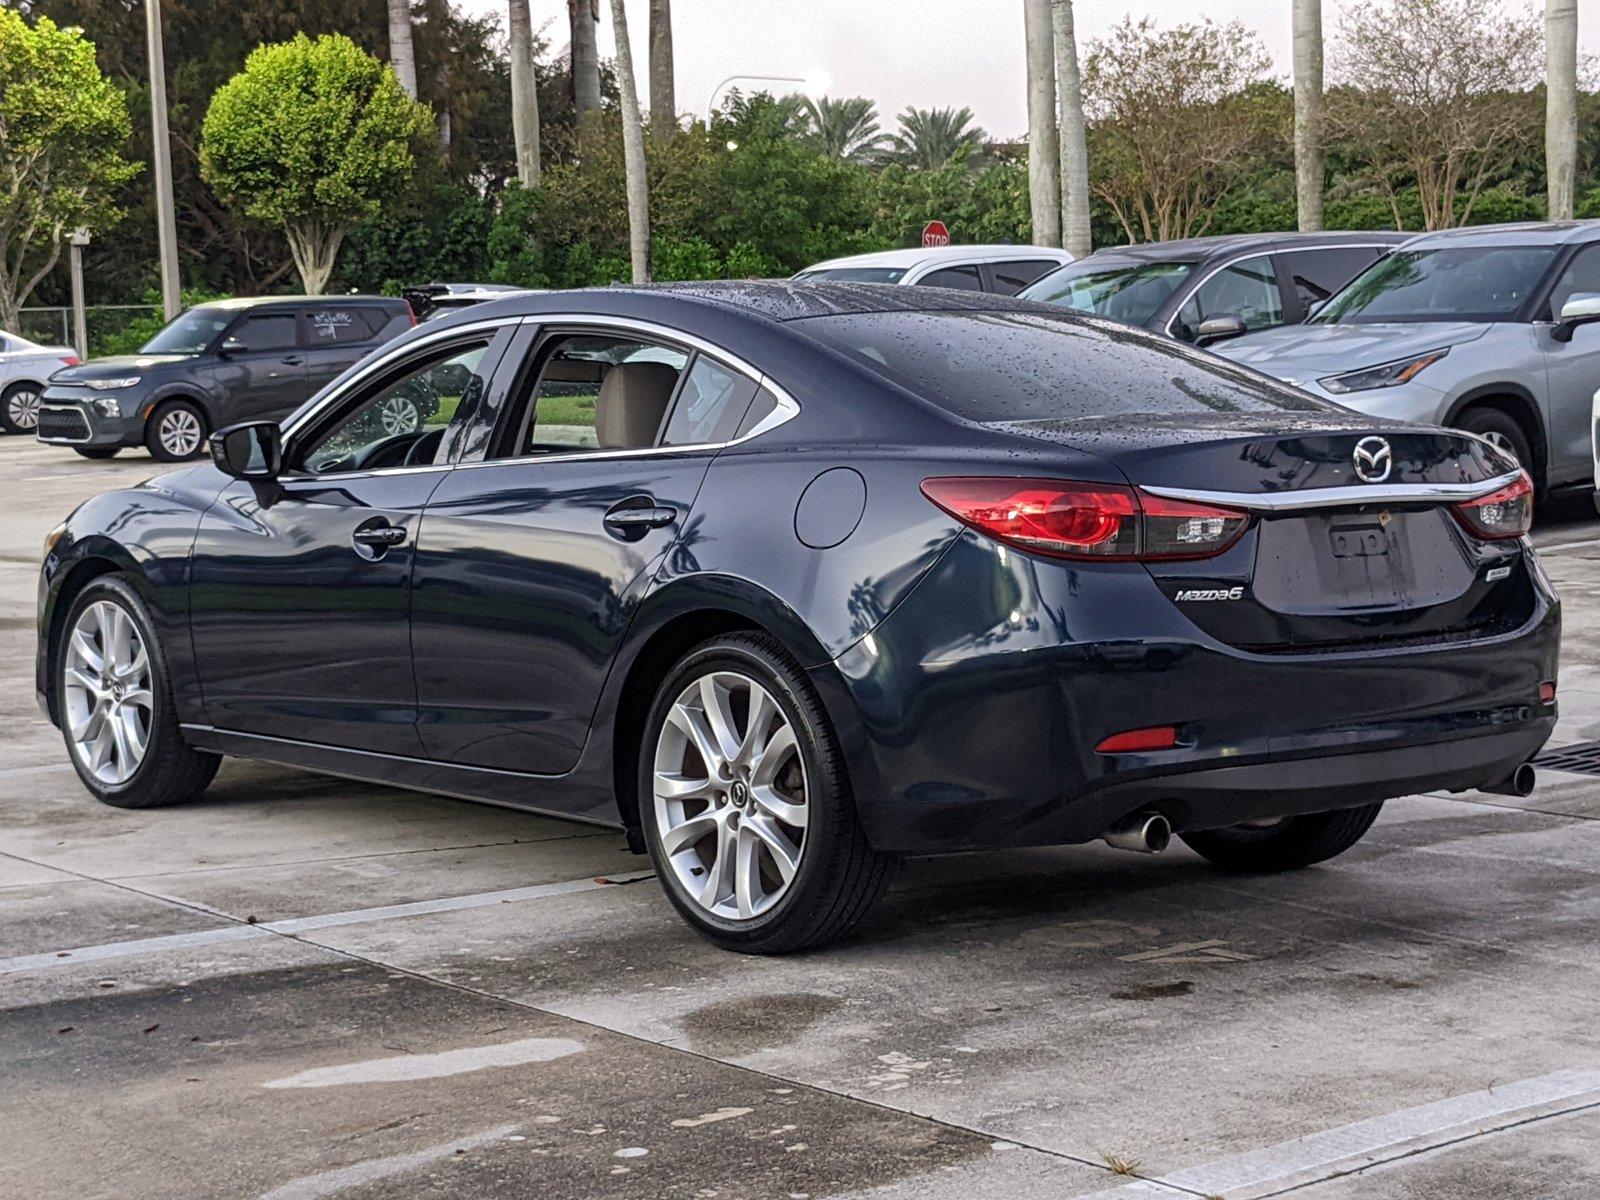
[1216,221,1600,492]
[37,295,412,461]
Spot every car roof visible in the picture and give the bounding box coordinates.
[1070,230,1411,266]
[195,295,405,311]
[1390,219,1600,250]
[801,245,1075,272]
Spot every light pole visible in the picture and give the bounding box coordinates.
[69,229,91,361]
[145,0,181,321]
[706,73,818,117]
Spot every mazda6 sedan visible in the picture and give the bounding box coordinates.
[36,283,1559,952]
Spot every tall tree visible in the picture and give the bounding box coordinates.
[1292,0,1325,230]
[1025,0,1061,247]
[1546,0,1578,220]
[0,10,139,329]
[606,0,649,281]
[1051,0,1091,256]
[386,0,417,97]
[569,0,602,118]
[508,0,541,185]
[889,106,987,170]
[649,0,675,142]
[799,96,887,162]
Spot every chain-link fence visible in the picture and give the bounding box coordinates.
[15,304,164,357]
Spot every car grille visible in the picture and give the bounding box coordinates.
[37,405,91,443]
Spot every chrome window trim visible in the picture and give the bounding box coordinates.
[1141,469,1525,513]
[1163,244,1398,339]
[274,312,800,482]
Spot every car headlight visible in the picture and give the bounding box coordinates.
[84,376,141,391]
[1318,349,1449,395]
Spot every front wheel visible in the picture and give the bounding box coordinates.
[1179,804,1383,872]
[145,399,208,462]
[1,382,41,434]
[1454,408,1532,475]
[57,575,219,808]
[639,632,896,953]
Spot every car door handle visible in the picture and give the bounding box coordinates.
[351,524,407,549]
[603,498,677,537]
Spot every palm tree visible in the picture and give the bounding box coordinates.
[800,96,887,162]
[1051,0,1091,258]
[508,0,541,186]
[386,0,417,98]
[1293,0,1326,230]
[649,0,675,142]
[568,0,601,117]
[1025,0,1061,247]
[1546,0,1578,220]
[888,106,987,170]
[607,0,650,281]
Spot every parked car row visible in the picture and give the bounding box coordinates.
[0,330,79,435]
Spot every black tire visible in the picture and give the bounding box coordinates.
[638,632,897,954]
[56,575,220,809]
[144,398,208,462]
[1,381,42,434]
[1454,407,1532,476]
[1179,803,1383,872]
[73,447,120,460]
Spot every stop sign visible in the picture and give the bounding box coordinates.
[921,220,951,248]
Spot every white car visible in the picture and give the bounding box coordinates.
[0,331,79,435]
[794,245,1074,295]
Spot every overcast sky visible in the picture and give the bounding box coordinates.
[457,0,1594,139]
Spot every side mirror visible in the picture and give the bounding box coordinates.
[217,336,245,358]
[209,420,282,481]
[1194,315,1249,347]
[1553,293,1600,344]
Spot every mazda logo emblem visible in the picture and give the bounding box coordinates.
[1353,436,1393,483]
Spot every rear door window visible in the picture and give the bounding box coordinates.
[1173,258,1284,342]
[501,334,691,456]
[988,259,1065,296]
[1281,247,1384,313]
[302,305,383,345]
[917,265,983,291]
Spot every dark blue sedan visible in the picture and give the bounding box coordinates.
[36,283,1558,952]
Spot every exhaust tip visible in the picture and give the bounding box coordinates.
[1103,811,1171,855]
[1480,762,1536,798]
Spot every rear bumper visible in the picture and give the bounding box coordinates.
[818,532,1560,854]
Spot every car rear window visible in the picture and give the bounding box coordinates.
[796,310,1328,421]
[304,305,389,343]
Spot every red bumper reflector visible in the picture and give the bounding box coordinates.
[1540,680,1557,704]
[1096,725,1178,754]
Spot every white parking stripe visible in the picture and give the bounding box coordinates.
[0,870,655,975]
[0,763,73,779]
[256,1125,519,1200]
[1075,1069,1600,1199]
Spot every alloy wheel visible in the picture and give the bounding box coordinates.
[1480,430,1514,458]
[652,670,809,921]
[63,599,153,786]
[158,407,203,458]
[7,387,40,431]
[380,396,422,435]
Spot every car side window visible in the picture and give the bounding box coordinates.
[505,335,690,457]
[299,341,492,475]
[1548,245,1600,317]
[919,265,983,291]
[228,314,298,353]
[989,259,1066,296]
[302,305,381,346]
[1282,247,1382,311]
[660,356,759,447]
[1173,258,1284,342]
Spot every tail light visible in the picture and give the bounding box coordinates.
[404,301,418,326]
[60,355,81,367]
[921,477,1248,562]
[1096,725,1178,753]
[1450,472,1533,540]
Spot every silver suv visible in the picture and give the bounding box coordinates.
[1215,221,1600,492]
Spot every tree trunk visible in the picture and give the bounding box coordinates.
[509,0,542,186]
[1292,0,1325,231]
[284,218,348,296]
[608,0,650,282]
[387,0,418,98]
[1025,0,1061,247]
[1051,0,1092,257]
[1546,0,1578,221]
[570,0,602,117]
[649,0,676,142]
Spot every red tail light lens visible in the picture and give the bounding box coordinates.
[60,355,81,367]
[921,478,1248,562]
[1096,725,1178,753]
[1451,472,1533,540]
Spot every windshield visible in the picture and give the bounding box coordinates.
[797,310,1327,422]
[793,266,908,284]
[140,305,235,355]
[1019,258,1196,327]
[1315,247,1558,324]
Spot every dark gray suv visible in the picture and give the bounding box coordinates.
[37,296,412,461]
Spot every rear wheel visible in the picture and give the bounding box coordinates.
[1,382,41,434]
[145,399,207,462]
[1179,803,1383,872]
[1454,407,1532,475]
[639,632,896,953]
[56,576,219,808]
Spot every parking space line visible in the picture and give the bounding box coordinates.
[0,870,655,975]
[0,762,73,779]
[1073,1069,1600,1199]
[256,1124,520,1200]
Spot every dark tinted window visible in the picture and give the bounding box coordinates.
[798,310,1327,421]
[1020,258,1195,327]
[230,314,298,352]
[735,387,781,438]
[988,259,1064,296]
[1549,245,1600,317]
[661,356,758,446]
[1282,247,1383,309]
[918,265,983,291]
[303,305,385,344]
[1316,247,1558,323]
